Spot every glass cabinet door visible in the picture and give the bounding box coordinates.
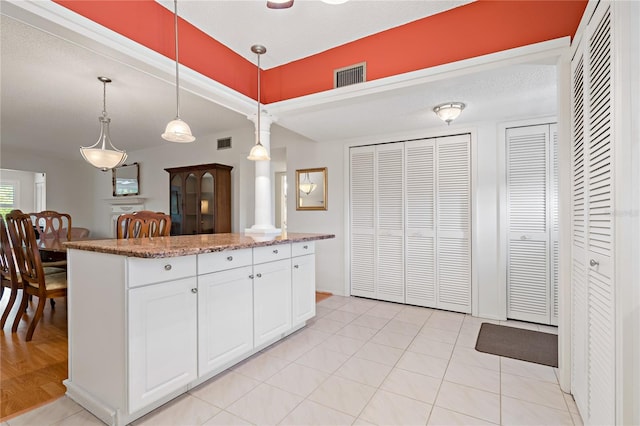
[184,173,198,235]
[200,172,215,234]
[170,175,183,236]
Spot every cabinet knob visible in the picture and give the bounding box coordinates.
[294,264,299,269]
[191,288,198,294]
[590,259,599,267]
[249,274,254,279]
[256,273,262,278]
[273,249,279,254]
[303,245,308,249]
[227,256,233,261]
[164,264,172,271]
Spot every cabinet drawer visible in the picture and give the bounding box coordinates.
[253,244,291,264]
[198,248,253,275]
[292,241,315,257]
[128,255,197,288]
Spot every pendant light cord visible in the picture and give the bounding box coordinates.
[256,51,261,143]
[174,0,181,119]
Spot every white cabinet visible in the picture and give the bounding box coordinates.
[128,277,198,413]
[253,258,292,347]
[198,265,253,376]
[292,242,316,324]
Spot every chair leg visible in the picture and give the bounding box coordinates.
[1,287,18,329]
[26,295,46,341]
[12,290,29,333]
[50,298,56,309]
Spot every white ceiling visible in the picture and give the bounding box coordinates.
[0,0,559,162]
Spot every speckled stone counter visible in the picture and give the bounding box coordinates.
[64,232,335,258]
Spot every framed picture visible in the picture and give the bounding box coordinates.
[296,167,327,211]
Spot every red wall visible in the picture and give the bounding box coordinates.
[55,0,587,104]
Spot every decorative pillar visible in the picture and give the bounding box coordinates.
[245,111,281,236]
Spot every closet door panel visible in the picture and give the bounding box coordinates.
[506,125,550,323]
[350,146,376,298]
[376,144,404,303]
[550,125,559,325]
[436,134,471,313]
[405,140,436,307]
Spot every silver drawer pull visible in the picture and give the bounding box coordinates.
[256,273,262,278]
[191,288,198,294]
[303,245,308,249]
[227,256,233,261]
[273,249,278,254]
[164,264,172,271]
[590,259,599,267]
[294,264,299,269]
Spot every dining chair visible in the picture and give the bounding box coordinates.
[0,217,21,330]
[32,210,72,240]
[116,210,171,239]
[5,210,67,341]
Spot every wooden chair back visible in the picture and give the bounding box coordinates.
[0,216,21,329]
[32,210,72,240]
[116,211,171,239]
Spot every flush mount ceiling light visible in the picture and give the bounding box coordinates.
[162,0,195,143]
[267,0,294,9]
[433,102,466,125]
[80,76,128,171]
[247,45,270,161]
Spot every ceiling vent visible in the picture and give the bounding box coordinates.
[217,137,232,150]
[334,62,366,88]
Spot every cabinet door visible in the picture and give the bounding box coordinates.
[254,259,292,347]
[128,277,197,413]
[184,173,198,235]
[198,266,253,376]
[292,254,315,325]
[200,172,215,234]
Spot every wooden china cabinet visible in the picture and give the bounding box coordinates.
[165,163,232,235]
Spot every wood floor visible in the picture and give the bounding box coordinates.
[0,291,334,422]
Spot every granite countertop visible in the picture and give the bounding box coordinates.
[64,232,335,259]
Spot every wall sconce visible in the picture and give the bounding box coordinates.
[433,102,466,125]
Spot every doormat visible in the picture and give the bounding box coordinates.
[475,322,558,367]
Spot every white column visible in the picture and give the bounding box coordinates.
[245,112,281,236]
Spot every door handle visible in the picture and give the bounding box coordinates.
[589,259,599,267]
[520,235,530,240]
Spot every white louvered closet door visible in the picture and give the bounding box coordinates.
[570,38,588,418]
[375,143,405,303]
[405,139,436,307]
[550,125,559,325]
[436,134,471,313]
[350,146,376,299]
[585,4,615,424]
[506,125,551,324]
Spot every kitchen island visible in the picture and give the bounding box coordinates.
[63,232,334,426]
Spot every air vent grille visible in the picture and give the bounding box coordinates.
[217,137,232,150]
[334,62,366,88]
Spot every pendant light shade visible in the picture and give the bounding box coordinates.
[162,0,195,143]
[80,76,127,171]
[247,44,270,161]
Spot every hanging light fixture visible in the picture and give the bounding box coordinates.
[433,102,466,125]
[299,173,317,195]
[247,44,271,161]
[80,76,127,171]
[267,0,294,9]
[162,0,195,143]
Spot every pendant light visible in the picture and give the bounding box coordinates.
[299,173,317,195]
[162,0,195,143]
[267,0,294,9]
[247,44,271,161]
[80,76,127,171]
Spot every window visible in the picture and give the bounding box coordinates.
[0,180,19,218]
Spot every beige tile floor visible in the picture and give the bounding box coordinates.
[3,296,583,426]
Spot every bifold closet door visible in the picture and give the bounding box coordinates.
[571,3,615,424]
[375,143,405,303]
[436,135,471,313]
[405,139,436,307]
[350,146,375,299]
[506,125,553,324]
